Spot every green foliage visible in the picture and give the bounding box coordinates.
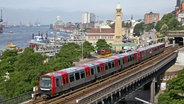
[14,48,46,71]
[158,69,184,104]
[48,42,81,70]
[0,42,86,100]
[133,22,144,36]
[160,24,168,36]
[82,41,95,58]
[155,13,183,32]
[144,23,155,32]
[96,39,111,51]
[0,48,46,99]
[0,50,18,74]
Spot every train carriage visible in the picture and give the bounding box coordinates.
[79,63,97,83]
[39,72,61,97]
[108,56,122,71]
[118,52,136,68]
[134,48,146,61]
[37,43,166,98]
[93,59,108,78]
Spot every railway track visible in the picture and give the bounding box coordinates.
[28,45,180,104]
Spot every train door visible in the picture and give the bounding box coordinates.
[99,62,105,72]
[55,76,62,94]
[136,51,141,62]
[83,65,93,82]
[61,72,69,91]
[113,58,121,71]
[122,55,128,68]
[84,66,91,77]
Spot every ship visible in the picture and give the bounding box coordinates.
[0,9,3,33]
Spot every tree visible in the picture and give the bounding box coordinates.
[160,24,168,36]
[133,22,144,36]
[0,50,18,74]
[145,23,155,32]
[0,48,47,99]
[14,48,46,71]
[168,17,182,30]
[155,13,184,32]
[48,42,81,70]
[158,69,184,104]
[82,41,95,58]
[96,39,111,51]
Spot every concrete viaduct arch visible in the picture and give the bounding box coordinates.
[166,31,184,45]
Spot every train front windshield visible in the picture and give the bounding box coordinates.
[40,76,51,89]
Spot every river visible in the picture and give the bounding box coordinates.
[0,25,69,50]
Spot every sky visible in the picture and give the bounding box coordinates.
[0,0,176,25]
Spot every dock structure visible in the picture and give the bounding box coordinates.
[29,32,85,58]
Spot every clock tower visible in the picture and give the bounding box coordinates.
[114,3,123,52]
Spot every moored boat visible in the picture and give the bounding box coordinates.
[7,42,16,48]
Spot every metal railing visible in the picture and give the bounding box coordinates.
[0,92,32,104]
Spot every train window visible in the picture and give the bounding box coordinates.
[91,68,94,75]
[97,66,100,73]
[118,59,121,65]
[70,74,74,82]
[80,71,85,78]
[75,72,80,80]
[56,78,59,87]
[108,62,112,69]
[129,56,132,61]
[105,64,108,70]
[130,56,132,61]
[112,62,114,68]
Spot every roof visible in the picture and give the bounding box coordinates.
[116,3,121,9]
[87,28,114,33]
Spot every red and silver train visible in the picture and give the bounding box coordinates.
[38,43,165,98]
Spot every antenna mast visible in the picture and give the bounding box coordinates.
[0,9,2,22]
[0,9,3,22]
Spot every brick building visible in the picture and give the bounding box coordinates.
[144,12,159,24]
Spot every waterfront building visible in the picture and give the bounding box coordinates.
[53,16,65,31]
[144,12,159,24]
[86,3,124,52]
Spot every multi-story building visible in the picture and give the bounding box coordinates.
[90,13,96,23]
[176,0,184,9]
[144,12,159,24]
[82,12,96,24]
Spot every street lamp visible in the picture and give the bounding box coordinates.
[81,32,85,64]
[50,31,59,56]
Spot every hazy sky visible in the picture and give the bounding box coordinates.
[0,0,176,25]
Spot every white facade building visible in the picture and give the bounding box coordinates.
[82,12,96,24]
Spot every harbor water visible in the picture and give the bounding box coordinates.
[0,25,69,50]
